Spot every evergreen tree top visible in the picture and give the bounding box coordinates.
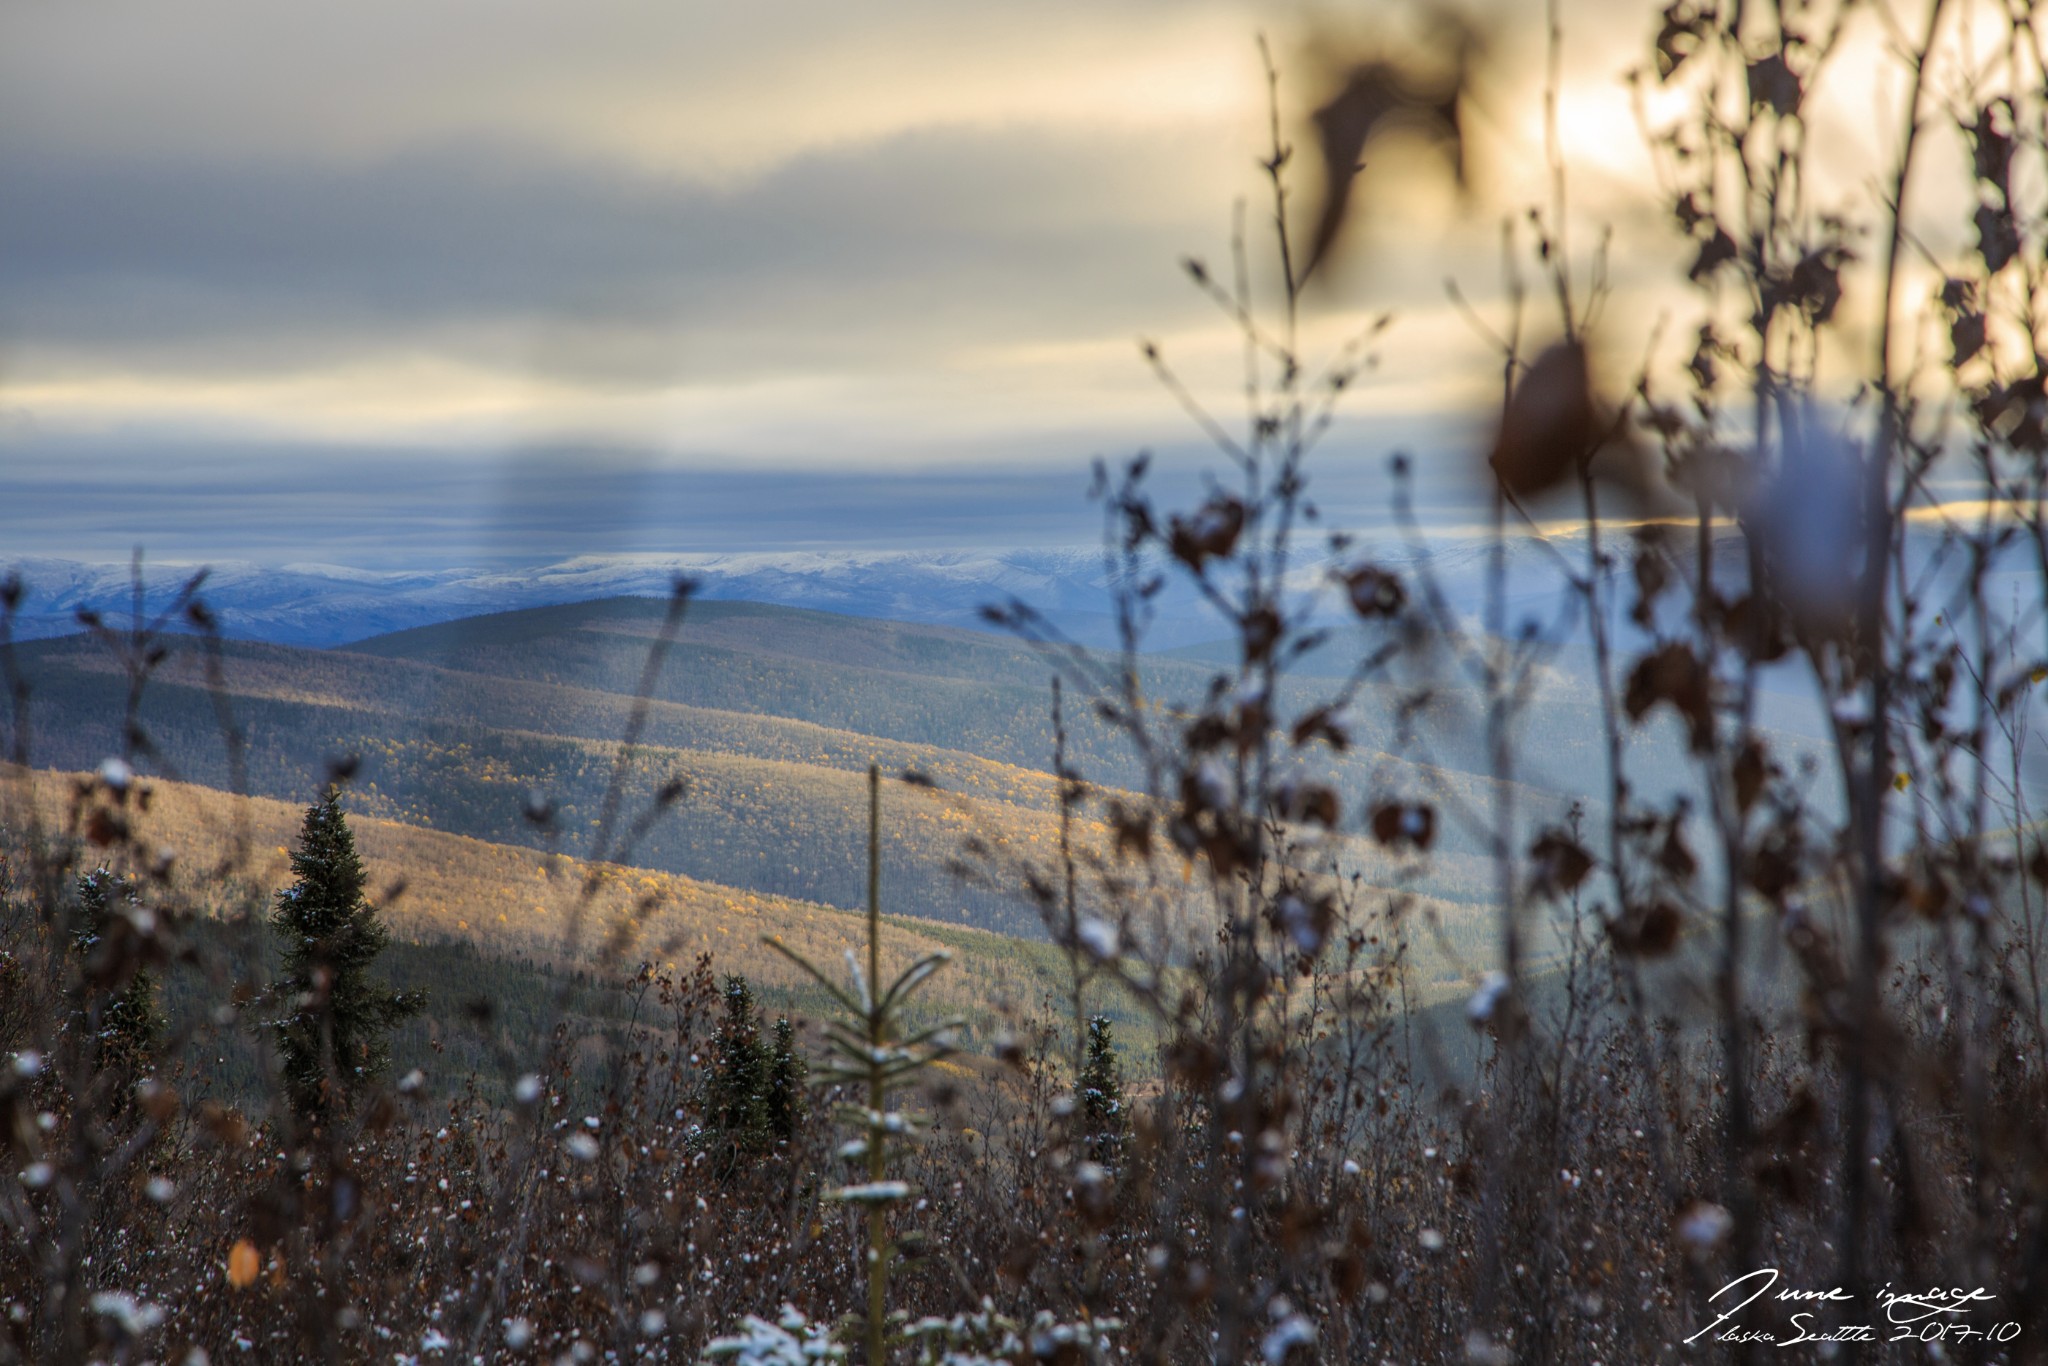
[286,786,367,893]
[272,787,371,937]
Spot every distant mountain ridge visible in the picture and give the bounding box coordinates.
[0,536,1600,652]
[0,548,1193,649]
[15,519,2034,663]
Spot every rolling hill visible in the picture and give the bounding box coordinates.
[0,764,1093,1044]
[9,597,1587,938]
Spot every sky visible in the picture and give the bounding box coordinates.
[0,0,1953,568]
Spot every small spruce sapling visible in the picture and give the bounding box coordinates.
[268,786,422,1122]
[757,765,961,1365]
[764,1014,807,1148]
[1074,1014,1126,1168]
[706,974,771,1155]
[70,868,163,1087]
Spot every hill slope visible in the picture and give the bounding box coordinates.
[1,764,1085,1041]
[11,597,1599,945]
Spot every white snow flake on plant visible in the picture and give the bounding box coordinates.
[1677,1199,1733,1252]
[828,1180,911,1205]
[1466,971,1510,1025]
[903,1301,1120,1366]
[700,1304,847,1363]
[1075,917,1119,962]
[1259,1298,1315,1364]
[89,1290,164,1337]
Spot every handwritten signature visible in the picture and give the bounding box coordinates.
[1686,1269,2017,1347]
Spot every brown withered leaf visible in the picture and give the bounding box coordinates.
[226,1239,261,1290]
[1733,738,1768,815]
[1343,564,1406,617]
[1976,203,2020,275]
[1746,53,1801,117]
[1969,100,2015,202]
[1609,901,1683,957]
[1952,312,1986,367]
[1490,341,1596,497]
[1659,824,1698,881]
[1243,606,1283,663]
[1302,30,1468,282]
[1749,830,1804,900]
[1292,785,1340,828]
[1689,226,1739,282]
[1528,829,1594,897]
[1369,802,1435,850]
[1787,248,1844,324]
[1624,642,1714,751]
[2028,842,2048,886]
[1168,496,1245,571]
[1721,594,1789,663]
[1974,375,2048,453]
[1630,546,1669,628]
[1290,706,1350,752]
[1107,801,1152,860]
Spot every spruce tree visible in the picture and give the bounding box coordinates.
[705,975,770,1153]
[763,1014,807,1147]
[269,787,420,1122]
[71,868,163,1082]
[1076,1014,1127,1167]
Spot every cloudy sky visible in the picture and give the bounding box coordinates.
[0,0,1933,567]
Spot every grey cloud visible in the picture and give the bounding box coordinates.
[0,121,1230,386]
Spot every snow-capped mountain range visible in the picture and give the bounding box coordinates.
[0,536,1617,652]
[0,549,1196,648]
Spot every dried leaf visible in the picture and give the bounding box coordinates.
[1243,606,1283,663]
[1342,564,1406,618]
[1609,901,1683,957]
[1108,801,1152,860]
[1303,42,1467,281]
[1975,203,2019,275]
[1733,739,1768,815]
[1490,341,1596,496]
[227,1239,261,1289]
[1290,707,1350,752]
[1659,825,1698,881]
[1293,785,1341,828]
[1788,249,1844,324]
[1952,312,1986,367]
[1624,642,1714,752]
[1167,496,1245,571]
[1968,101,2014,202]
[1689,226,1739,282]
[1369,802,1435,850]
[1528,830,1594,896]
[1630,545,1670,627]
[1746,53,1801,117]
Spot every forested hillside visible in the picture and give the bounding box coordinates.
[1,764,1106,1049]
[12,599,1600,948]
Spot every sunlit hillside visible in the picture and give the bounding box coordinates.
[0,764,1106,1041]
